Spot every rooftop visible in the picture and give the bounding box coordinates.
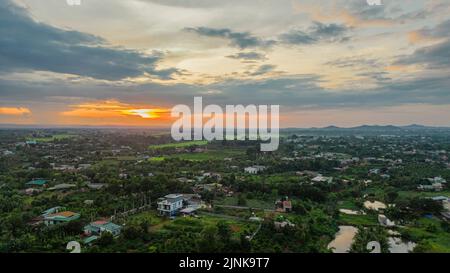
[26,179,48,186]
[46,211,78,218]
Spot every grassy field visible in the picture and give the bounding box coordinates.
[128,210,257,238]
[103,156,137,161]
[337,200,361,210]
[401,217,450,253]
[148,157,165,162]
[337,213,379,226]
[93,159,120,168]
[148,140,208,150]
[168,148,244,161]
[398,190,450,199]
[126,211,166,232]
[215,196,275,210]
[157,213,257,239]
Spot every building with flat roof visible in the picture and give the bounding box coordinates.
[157,194,184,216]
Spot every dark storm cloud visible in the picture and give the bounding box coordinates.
[185,27,276,49]
[280,22,351,45]
[0,1,179,81]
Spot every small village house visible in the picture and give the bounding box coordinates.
[157,194,184,216]
[275,197,293,213]
[244,165,266,174]
[42,207,80,226]
[84,220,122,237]
[26,179,48,187]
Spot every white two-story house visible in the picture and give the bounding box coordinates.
[157,194,184,216]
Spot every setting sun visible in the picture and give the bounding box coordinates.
[121,109,169,119]
[59,100,171,126]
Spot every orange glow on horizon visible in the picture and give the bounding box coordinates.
[0,107,31,116]
[120,108,169,119]
[59,99,172,125]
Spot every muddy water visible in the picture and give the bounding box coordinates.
[328,226,358,253]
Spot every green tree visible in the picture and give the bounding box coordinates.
[217,221,231,243]
[237,194,247,206]
[97,232,114,247]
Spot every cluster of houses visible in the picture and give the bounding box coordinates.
[430,196,450,220]
[1,149,14,156]
[417,177,447,192]
[23,178,109,196]
[296,171,333,184]
[244,165,266,174]
[274,215,295,230]
[28,206,123,245]
[193,183,234,196]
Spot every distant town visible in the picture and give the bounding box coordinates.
[0,125,449,253]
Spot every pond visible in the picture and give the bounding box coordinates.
[328,227,416,253]
[327,226,358,253]
[388,237,416,253]
[364,200,387,211]
[339,209,366,215]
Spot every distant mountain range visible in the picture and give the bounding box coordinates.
[0,123,449,131]
[284,124,450,131]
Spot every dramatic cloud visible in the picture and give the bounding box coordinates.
[0,1,179,81]
[324,56,381,68]
[249,64,277,76]
[396,39,450,69]
[409,19,450,42]
[226,52,267,61]
[206,74,450,108]
[396,20,450,69]
[185,27,276,49]
[280,22,350,45]
[137,0,231,8]
[345,0,387,21]
[1,0,449,126]
[187,22,350,49]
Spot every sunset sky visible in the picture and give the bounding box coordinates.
[1,0,450,127]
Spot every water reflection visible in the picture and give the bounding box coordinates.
[388,237,416,253]
[328,226,358,253]
[328,226,416,253]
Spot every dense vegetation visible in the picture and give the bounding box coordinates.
[0,128,449,253]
